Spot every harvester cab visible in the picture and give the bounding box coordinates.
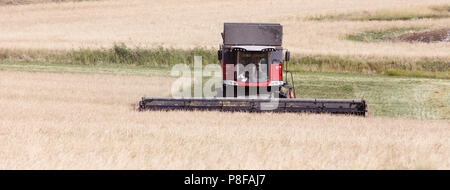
[139,23,368,116]
[217,23,295,98]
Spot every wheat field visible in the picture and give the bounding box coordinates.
[0,0,449,59]
[0,0,449,169]
[0,71,448,169]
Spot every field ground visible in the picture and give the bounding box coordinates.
[1,63,448,120]
[0,0,449,60]
[0,0,448,169]
[0,69,448,169]
[0,0,83,5]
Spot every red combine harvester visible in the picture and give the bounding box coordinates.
[139,23,368,116]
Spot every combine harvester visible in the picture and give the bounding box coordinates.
[139,23,368,116]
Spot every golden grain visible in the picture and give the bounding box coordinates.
[1,0,449,169]
[0,71,448,169]
[0,0,449,59]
